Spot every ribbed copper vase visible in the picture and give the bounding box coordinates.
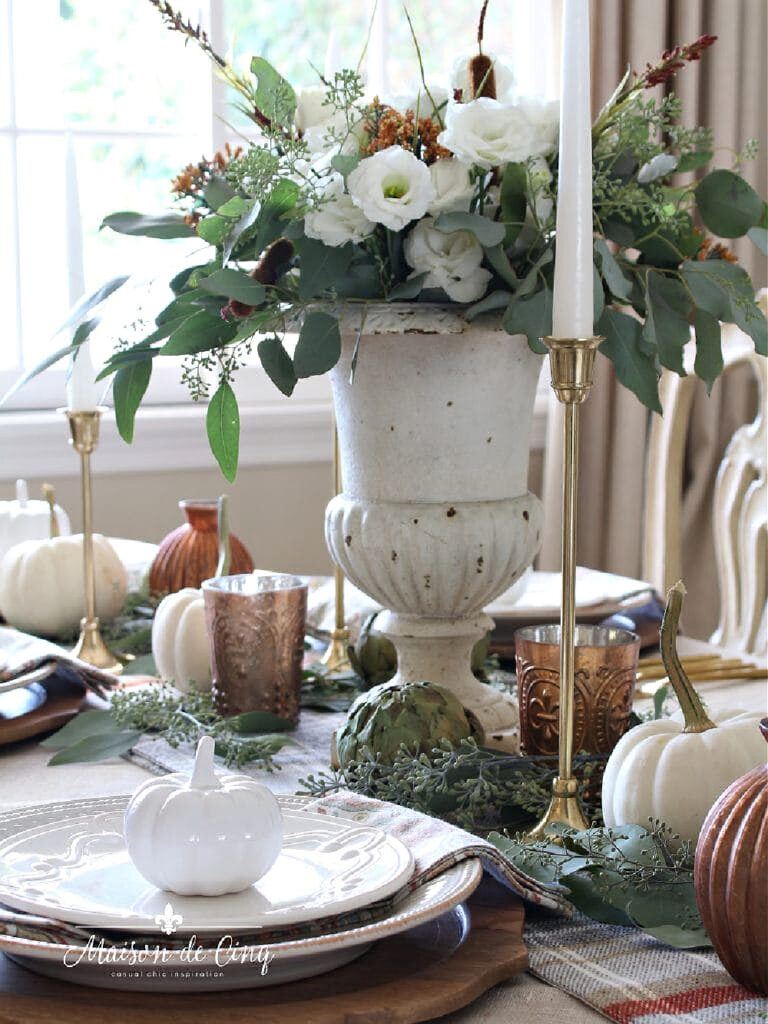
[149,500,254,596]
[694,719,768,995]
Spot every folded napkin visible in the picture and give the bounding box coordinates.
[0,627,117,697]
[0,790,567,950]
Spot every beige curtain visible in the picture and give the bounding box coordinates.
[540,0,767,639]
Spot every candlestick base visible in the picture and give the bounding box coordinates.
[72,618,125,675]
[321,627,352,673]
[525,777,590,840]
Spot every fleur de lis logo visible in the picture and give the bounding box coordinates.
[154,902,183,935]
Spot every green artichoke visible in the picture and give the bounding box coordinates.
[334,679,483,768]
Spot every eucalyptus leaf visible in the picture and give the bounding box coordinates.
[204,176,237,211]
[199,269,266,305]
[250,56,297,125]
[223,198,260,264]
[695,169,762,238]
[643,271,691,375]
[101,212,195,239]
[484,244,518,288]
[48,729,144,766]
[197,214,232,247]
[465,290,513,321]
[206,380,240,483]
[113,360,152,443]
[331,154,360,179]
[561,873,636,927]
[682,260,767,355]
[216,196,247,218]
[297,237,354,301]
[433,211,506,248]
[594,238,633,302]
[499,162,527,245]
[748,225,768,256]
[598,308,662,413]
[40,709,119,748]
[161,309,237,356]
[294,311,341,377]
[249,179,300,258]
[387,274,427,301]
[693,309,723,393]
[676,150,713,173]
[258,335,297,396]
[0,341,77,406]
[503,285,552,353]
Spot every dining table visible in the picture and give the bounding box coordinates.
[0,635,764,1024]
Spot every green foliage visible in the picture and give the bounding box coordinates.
[101,211,195,238]
[206,380,240,482]
[294,311,341,377]
[113,360,152,443]
[258,335,297,396]
[433,211,506,248]
[695,169,763,238]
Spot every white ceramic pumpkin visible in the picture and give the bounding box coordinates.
[151,588,212,691]
[602,582,766,845]
[0,479,70,563]
[124,735,283,896]
[0,534,128,637]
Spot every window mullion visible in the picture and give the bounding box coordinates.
[5,0,23,370]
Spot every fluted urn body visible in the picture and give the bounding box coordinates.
[325,304,544,741]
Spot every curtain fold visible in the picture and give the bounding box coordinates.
[539,0,767,639]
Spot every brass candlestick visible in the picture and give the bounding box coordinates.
[63,407,124,674]
[526,336,602,838]
[321,426,352,673]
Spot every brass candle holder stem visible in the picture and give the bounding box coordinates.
[526,336,602,839]
[321,425,352,673]
[64,408,124,674]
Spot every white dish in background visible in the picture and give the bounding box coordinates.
[0,797,414,933]
[108,537,158,591]
[486,566,653,617]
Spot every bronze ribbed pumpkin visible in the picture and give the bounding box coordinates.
[694,718,768,995]
[149,500,254,596]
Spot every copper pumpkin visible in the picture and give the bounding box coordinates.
[694,719,768,995]
[149,500,254,596]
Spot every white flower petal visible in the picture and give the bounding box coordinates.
[347,146,436,231]
[304,175,375,246]
[404,217,490,303]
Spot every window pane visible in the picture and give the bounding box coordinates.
[0,138,19,369]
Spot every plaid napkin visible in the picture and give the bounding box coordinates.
[0,627,117,697]
[0,790,568,950]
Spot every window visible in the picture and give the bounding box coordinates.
[1,0,557,418]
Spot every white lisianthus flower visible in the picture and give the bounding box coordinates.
[347,146,436,231]
[637,152,678,184]
[385,85,449,118]
[294,86,330,133]
[516,96,560,157]
[304,175,375,247]
[404,217,491,303]
[304,110,365,156]
[427,158,475,215]
[438,98,557,170]
[450,53,516,102]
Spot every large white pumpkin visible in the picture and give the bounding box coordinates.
[151,587,212,691]
[0,534,128,637]
[0,479,70,563]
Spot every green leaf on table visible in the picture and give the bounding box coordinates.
[695,169,763,238]
[206,380,240,482]
[503,284,552,354]
[637,922,711,948]
[199,269,266,305]
[682,260,767,355]
[499,162,527,245]
[561,872,635,927]
[643,271,691,375]
[228,710,294,734]
[598,307,662,413]
[297,236,354,300]
[123,653,158,677]
[204,175,237,211]
[258,335,297,396]
[250,56,297,125]
[294,312,341,377]
[387,273,427,301]
[160,309,236,356]
[113,360,152,443]
[433,211,506,248]
[48,729,144,766]
[595,238,633,302]
[40,709,119,748]
[101,211,195,239]
[693,309,723,394]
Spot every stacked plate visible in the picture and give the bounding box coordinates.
[0,795,483,991]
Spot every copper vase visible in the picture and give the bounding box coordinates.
[694,719,768,995]
[515,624,640,755]
[149,500,254,596]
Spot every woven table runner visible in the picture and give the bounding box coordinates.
[525,909,766,1023]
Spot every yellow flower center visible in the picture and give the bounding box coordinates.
[382,175,409,199]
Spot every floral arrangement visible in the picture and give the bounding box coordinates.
[87,2,766,478]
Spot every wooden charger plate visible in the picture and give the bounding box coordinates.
[0,675,88,746]
[0,888,527,1024]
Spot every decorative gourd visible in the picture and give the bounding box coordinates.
[152,588,211,692]
[602,582,765,845]
[124,735,283,896]
[694,719,768,995]
[0,534,128,637]
[0,479,70,563]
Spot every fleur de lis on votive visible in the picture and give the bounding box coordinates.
[155,902,183,935]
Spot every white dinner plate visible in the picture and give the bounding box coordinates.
[0,796,414,933]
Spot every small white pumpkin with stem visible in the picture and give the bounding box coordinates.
[150,494,230,690]
[602,581,765,845]
[0,480,71,564]
[124,734,283,896]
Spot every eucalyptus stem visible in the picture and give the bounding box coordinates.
[660,581,717,734]
[216,493,231,577]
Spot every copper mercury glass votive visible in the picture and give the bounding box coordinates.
[515,624,640,756]
[202,573,308,722]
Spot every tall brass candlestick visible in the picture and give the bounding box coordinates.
[64,407,123,674]
[526,336,602,838]
[321,425,352,673]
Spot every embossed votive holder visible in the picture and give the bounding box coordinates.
[202,573,307,722]
[515,624,640,756]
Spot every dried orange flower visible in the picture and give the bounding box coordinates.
[363,101,450,164]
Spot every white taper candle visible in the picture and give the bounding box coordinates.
[552,0,594,339]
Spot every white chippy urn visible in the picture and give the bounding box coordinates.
[123,735,283,896]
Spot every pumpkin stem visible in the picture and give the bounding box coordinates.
[190,735,219,788]
[216,494,231,577]
[661,581,717,734]
[42,483,60,539]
